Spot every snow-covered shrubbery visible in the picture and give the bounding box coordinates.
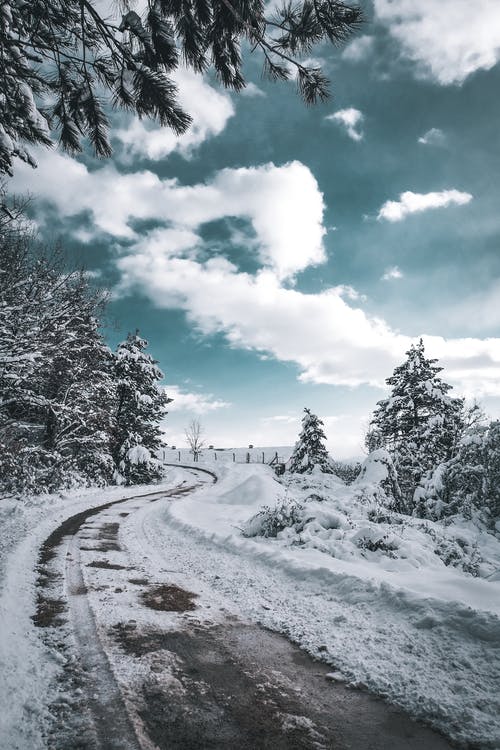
[331,459,361,484]
[252,467,500,579]
[242,496,304,538]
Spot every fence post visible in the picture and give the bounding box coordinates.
[246,452,250,463]
[233,453,235,462]
[178,451,180,462]
[262,452,264,464]
[214,452,217,461]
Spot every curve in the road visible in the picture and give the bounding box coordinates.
[34,479,208,749]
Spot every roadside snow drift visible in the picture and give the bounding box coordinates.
[165,462,500,749]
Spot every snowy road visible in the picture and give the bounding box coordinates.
[32,468,454,749]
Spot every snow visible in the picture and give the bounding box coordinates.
[0,478,181,750]
[159,444,293,465]
[2,460,499,748]
[162,461,500,748]
[126,444,152,465]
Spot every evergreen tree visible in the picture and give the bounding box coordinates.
[482,421,500,523]
[0,227,116,492]
[113,332,171,485]
[368,340,464,512]
[0,0,362,175]
[288,408,333,474]
[424,426,487,520]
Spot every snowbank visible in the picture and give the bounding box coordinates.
[165,463,500,748]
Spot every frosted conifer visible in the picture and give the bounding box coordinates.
[0,228,115,492]
[0,0,362,176]
[288,408,333,474]
[368,339,464,512]
[113,332,171,485]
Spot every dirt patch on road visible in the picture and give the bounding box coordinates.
[33,594,67,628]
[111,622,174,657]
[141,584,198,612]
[98,522,120,539]
[86,560,127,571]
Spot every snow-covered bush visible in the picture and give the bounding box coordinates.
[241,464,500,580]
[434,537,481,577]
[354,449,402,508]
[332,459,361,484]
[412,422,500,525]
[242,497,304,538]
[353,527,399,557]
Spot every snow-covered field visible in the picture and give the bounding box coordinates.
[1,458,500,749]
[164,460,500,749]
[160,445,293,465]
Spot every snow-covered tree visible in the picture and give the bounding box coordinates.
[288,408,334,474]
[483,421,500,523]
[368,340,465,512]
[113,332,171,485]
[0,0,361,175]
[0,229,116,492]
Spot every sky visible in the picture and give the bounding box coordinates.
[11,0,500,458]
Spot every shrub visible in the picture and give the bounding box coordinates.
[242,497,304,538]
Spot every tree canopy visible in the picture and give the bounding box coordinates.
[0,0,362,175]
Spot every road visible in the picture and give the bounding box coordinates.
[34,467,455,749]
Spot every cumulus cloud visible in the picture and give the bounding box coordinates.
[241,82,266,97]
[342,36,375,63]
[116,242,500,397]
[13,151,500,398]
[418,128,446,146]
[374,0,500,85]
[115,68,234,161]
[381,266,403,281]
[165,384,230,413]
[326,108,364,141]
[12,152,326,280]
[377,189,472,222]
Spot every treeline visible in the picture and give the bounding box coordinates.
[0,207,169,495]
[366,340,500,525]
[289,342,500,527]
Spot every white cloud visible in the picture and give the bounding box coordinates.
[381,266,403,281]
[165,384,230,414]
[117,244,500,397]
[374,0,500,85]
[261,415,298,424]
[418,128,446,146]
[241,82,266,97]
[377,189,472,222]
[13,151,500,399]
[342,36,375,63]
[115,68,234,161]
[12,152,326,280]
[326,108,364,141]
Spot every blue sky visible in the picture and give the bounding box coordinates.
[12,0,500,457]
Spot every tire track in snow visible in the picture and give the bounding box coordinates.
[34,480,206,749]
